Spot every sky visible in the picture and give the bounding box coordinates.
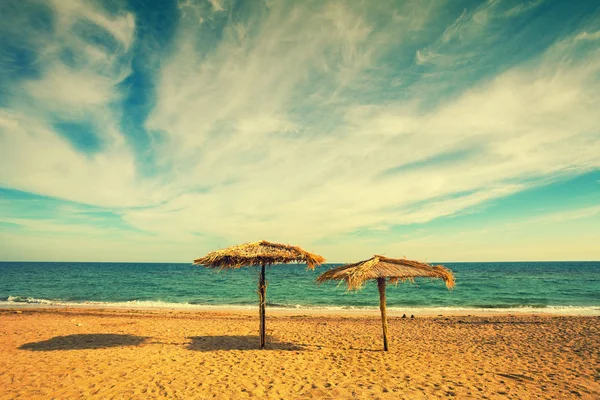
[1,0,599,263]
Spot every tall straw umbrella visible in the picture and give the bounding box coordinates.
[317,255,454,351]
[194,240,325,349]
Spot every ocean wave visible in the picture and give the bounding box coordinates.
[470,304,549,309]
[5,296,56,304]
[266,302,304,308]
[0,296,599,315]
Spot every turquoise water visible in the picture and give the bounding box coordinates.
[0,262,599,314]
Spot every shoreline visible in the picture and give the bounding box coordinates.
[2,303,599,317]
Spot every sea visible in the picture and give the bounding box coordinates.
[1,261,599,315]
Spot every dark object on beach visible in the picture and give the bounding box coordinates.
[402,314,406,318]
[194,240,325,349]
[411,314,415,319]
[317,255,454,351]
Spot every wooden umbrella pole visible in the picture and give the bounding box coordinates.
[377,278,389,351]
[259,264,267,349]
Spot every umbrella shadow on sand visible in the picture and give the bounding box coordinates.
[19,334,149,351]
[187,335,305,351]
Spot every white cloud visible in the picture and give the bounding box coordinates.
[511,205,600,226]
[0,109,145,207]
[504,0,543,17]
[1,1,599,261]
[0,0,145,207]
[50,0,136,50]
[416,0,543,66]
[236,114,298,136]
[208,0,225,12]
[24,64,118,110]
[127,18,600,256]
[575,31,600,41]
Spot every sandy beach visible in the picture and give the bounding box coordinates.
[0,308,598,399]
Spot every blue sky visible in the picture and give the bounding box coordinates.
[1,0,599,262]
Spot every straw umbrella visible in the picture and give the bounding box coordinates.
[317,255,454,351]
[194,240,325,349]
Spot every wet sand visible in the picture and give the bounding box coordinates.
[1,308,598,399]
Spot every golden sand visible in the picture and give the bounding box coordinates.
[1,308,598,399]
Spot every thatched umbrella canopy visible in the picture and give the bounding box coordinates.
[194,240,325,349]
[317,255,454,351]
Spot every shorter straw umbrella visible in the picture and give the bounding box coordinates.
[317,255,455,351]
[194,240,325,349]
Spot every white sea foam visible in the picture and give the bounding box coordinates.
[1,297,599,315]
[6,296,55,305]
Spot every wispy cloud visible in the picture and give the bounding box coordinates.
[1,0,599,261]
[511,205,600,226]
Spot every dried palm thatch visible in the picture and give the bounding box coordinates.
[194,240,325,349]
[317,255,455,351]
[316,255,455,290]
[194,240,325,270]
